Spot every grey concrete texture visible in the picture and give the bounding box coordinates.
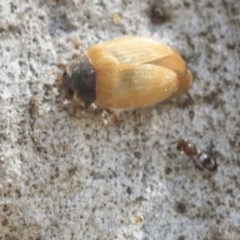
[0,0,239,239]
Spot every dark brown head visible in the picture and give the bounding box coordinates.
[177,139,198,156]
[60,53,96,108]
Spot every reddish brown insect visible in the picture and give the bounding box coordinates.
[177,139,217,171]
[176,139,197,156]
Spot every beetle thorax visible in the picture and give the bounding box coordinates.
[67,53,96,107]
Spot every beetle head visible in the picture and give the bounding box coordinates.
[60,53,96,108]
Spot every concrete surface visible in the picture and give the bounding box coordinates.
[0,0,239,239]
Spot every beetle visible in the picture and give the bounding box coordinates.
[58,36,193,110]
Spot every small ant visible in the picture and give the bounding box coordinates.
[177,139,217,171]
[150,0,169,24]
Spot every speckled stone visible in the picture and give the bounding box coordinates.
[0,0,239,239]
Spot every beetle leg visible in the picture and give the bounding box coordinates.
[73,38,82,50]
